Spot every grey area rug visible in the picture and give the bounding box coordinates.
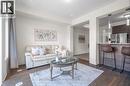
[30,63,103,86]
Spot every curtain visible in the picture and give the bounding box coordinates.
[9,18,18,69]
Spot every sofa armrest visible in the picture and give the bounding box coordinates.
[25,52,33,69]
[25,52,32,57]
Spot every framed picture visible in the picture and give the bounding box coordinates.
[34,29,57,41]
[79,35,85,43]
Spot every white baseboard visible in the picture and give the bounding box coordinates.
[74,52,88,55]
[2,72,7,82]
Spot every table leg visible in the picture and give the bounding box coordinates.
[72,64,74,79]
[50,64,53,80]
[75,62,78,70]
[60,67,62,71]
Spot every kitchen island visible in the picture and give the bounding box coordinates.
[98,43,130,71]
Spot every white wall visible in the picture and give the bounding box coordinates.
[16,12,70,65]
[73,27,89,55]
[0,17,2,86]
[0,18,9,84]
[66,26,73,53]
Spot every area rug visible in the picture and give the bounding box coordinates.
[30,63,103,86]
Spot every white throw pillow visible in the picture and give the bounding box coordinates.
[39,47,45,56]
[31,47,40,56]
[61,50,67,57]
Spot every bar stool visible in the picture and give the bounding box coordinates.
[120,47,130,73]
[101,44,116,70]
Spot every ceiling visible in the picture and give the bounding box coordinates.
[99,11,127,26]
[16,0,117,23]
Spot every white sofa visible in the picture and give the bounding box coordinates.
[25,45,69,69]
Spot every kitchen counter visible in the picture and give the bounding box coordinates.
[98,43,130,45]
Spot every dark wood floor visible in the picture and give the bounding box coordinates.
[2,59,130,86]
[75,53,89,61]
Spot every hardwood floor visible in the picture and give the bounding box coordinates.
[2,59,130,86]
[75,53,89,61]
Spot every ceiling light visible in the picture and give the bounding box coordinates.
[124,14,130,18]
[64,0,72,3]
[108,21,111,29]
[122,8,130,26]
[123,8,130,18]
[126,18,130,26]
[123,11,130,18]
[83,24,89,28]
[70,14,73,17]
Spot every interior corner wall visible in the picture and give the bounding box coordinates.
[0,17,2,86]
[89,17,99,65]
[16,13,70,65]
[0,18,9,83]
[66,26,73,53]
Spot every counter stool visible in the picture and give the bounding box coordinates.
[120,47,130,73]
[102,44,116,70]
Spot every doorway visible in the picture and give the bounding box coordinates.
[73,22,89,62]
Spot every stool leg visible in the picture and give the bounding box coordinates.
[120,55,126,73]
[112,52,116,71]
[102,52,105,65]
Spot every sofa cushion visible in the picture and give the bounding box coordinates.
[31,47,40,56]
[25,45,59,53]
[45,48,53,54]
[45,54,57,57]
[32,54,57,61]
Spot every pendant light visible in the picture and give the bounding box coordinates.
[108,14,112,29]
[107,14,112,35]
[106,14,112,43]
[123,8,130,26]
[126,18,130,26]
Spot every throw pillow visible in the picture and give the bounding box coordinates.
[39,47,45,56]
[31,47,40,56]
[45,48,50,54]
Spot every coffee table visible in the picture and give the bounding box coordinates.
[50,57,79,80]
